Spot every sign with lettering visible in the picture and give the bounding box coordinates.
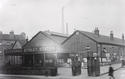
[24,46,56,52]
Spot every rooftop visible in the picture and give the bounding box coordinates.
[79,30,125,46]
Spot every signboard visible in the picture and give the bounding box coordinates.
[24,46,56,52]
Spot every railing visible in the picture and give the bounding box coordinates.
[2,65,57,76]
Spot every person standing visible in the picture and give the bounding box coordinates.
[108,64,115,79]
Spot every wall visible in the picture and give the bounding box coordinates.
[62,31,97,54]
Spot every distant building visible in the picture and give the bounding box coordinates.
[0,31,27,64]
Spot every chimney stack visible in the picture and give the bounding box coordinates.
[21,32,26,39]
[110,31,114,40]
[9,30,14,39]
[94,27,99,36]
[122,33,124,42]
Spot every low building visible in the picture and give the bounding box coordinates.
[22,31,68,67]
[3,29,125,75]
[4,29,125,67]
[61,28,125,66]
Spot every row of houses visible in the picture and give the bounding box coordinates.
[0,31,27,65]
[4,28,125,67]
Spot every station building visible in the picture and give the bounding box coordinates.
[3,31,68,75]
[4,29,125,67]
[61,28,125,66]
[6,31,68,67]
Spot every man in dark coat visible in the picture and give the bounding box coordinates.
[108,64,115,79]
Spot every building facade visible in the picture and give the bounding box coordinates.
[2,31,27,65]
[22,31,68,67]
[61,28,125,66]
[4,29,125,67]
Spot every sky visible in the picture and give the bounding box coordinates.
[0,0,125,39]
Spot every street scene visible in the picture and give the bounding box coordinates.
[0,0,125,79]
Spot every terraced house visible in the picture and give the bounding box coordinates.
[0,31,27,64]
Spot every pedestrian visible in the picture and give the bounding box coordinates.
[108,64,115,79]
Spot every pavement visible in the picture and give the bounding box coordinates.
[100,63,121,75]
[0,63,122,79]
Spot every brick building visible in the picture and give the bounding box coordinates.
[4,29,125,67]
[22,31,68,67]
[1,31,27,64]
[61,28,125,66]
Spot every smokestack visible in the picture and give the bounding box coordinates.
[66,23,68,35]
[62,7,65,34]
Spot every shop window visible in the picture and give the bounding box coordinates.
[57,59,64,63]
[45,59,53,63]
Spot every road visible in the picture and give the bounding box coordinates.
[0,67,125,79]
[100,67,125,79]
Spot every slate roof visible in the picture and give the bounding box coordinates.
[80,31,125,46]
[62,30,125,46]
[0,33,26,50]
[44,31,68,44]
[11,40,27,49]
[23,31,68,48]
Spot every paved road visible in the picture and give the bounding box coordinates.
[100,67,125,79]
[0,67,125,79]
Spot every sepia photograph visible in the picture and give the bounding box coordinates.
[0,0,124,79]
